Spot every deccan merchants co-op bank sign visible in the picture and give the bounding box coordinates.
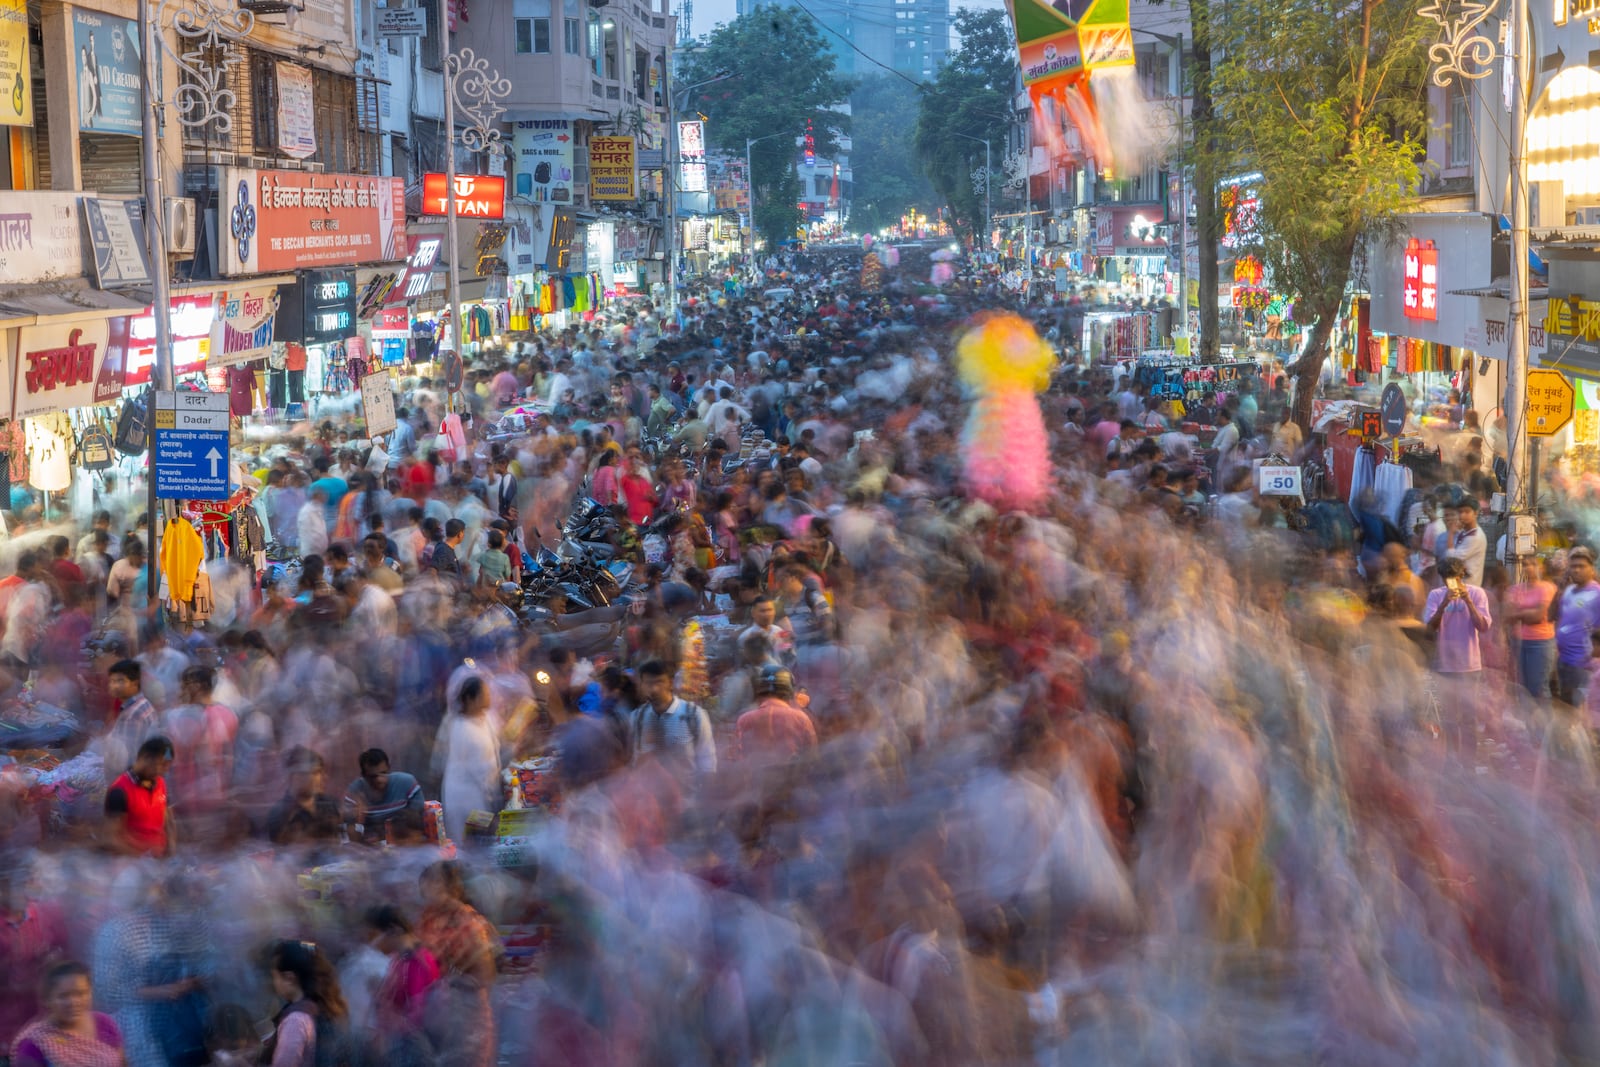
[218,169,407,276]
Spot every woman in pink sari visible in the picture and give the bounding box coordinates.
[11,961,126,1067]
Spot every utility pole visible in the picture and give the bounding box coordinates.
[1505,0,1531,519]
[438,0,463,412]
[138,0,176,602]
[1190,0,1220,362]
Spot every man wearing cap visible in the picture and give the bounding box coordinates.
[1446,499,1487,585]
[1556,546,1600,706]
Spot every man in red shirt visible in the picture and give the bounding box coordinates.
[105,735,176,857]
[735,665,817,767]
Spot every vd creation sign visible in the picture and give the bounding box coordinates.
[73,10,141,136]
[421,173,506,219]
[219,169,407,275]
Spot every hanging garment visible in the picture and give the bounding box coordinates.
[161,517,205,604]
[26,418,72,492]
[1373,459,1414,527]
[1348,446,1378,516]
[229,366,261,417]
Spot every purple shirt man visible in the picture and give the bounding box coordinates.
[1425,559,1493,674]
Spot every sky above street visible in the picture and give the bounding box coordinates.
[689,0,1006,44]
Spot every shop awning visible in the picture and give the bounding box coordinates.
[0,279,151,326]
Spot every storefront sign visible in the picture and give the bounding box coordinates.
[512,120,575,203]
[275,61,317,160]
[219,168,407,275]
[73,11,140,135]
[421,173,505,219]
[1220,180,1261,249]
[13,320,108,419]
[389,234,442,304]
[0,193,88,283]
[376,4,426,36]
[210,288,278,368]
[83,198,151,288]
[94,317,129,403]
[371,305,410,338]
[589,136,637,202]
[1402,237,1439,321]
[128,295,215,383]
[0,0,31,127]
[304,270,356,342]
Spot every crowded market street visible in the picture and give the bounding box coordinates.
[3,0,1598,1051]
[1,249,1600,1067]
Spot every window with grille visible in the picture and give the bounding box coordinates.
[1447,86,1471,169]
[421,7,443,71]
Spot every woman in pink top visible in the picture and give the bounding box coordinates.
[1508,556,1558,699]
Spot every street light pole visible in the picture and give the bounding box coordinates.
[139,0,174,602]
[138,0,254,600]
[439,0,462,411]
[1505,0,1531,517]
[1419,0,1530,535]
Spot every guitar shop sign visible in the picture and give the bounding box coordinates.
[12,320,108,419]
[209,288,279,368]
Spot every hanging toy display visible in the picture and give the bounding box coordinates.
[956,312,1056,512]
[859,251,885,293]
[1004,0,1135,178]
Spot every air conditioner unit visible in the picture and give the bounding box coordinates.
[165,197,197,257]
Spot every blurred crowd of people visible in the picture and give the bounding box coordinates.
[2,251,1600,1066]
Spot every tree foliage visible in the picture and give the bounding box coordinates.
[851,76,936,234]
[914,9,1016,237]
[682,9,854,248]
[1210,0,1431,426]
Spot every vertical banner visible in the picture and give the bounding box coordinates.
[678,120,707,194]
[0,0,30,127]
[276,61,317,159]
[73,11,141,135]
[588,136,637,201]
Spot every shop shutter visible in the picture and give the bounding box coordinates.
[80,134,143,195]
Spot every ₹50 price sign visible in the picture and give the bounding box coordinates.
[1526,368,1575,437]
[1257,464,1304,498]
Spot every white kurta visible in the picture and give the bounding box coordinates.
[439,713,501,843]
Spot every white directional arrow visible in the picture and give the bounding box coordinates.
[205,447,222,479]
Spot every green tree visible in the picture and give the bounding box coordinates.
[913,8,1016,238]
[681,9,853,249]
[850,76,936,234]
[1211,0,1431,427]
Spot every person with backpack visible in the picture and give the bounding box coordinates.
[264,939,352,1067]
[629,659,717,776]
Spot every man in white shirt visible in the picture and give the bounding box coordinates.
[298,488,330,558]
[1446,498,1488,585]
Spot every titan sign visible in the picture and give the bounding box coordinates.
[421,173,507,219]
